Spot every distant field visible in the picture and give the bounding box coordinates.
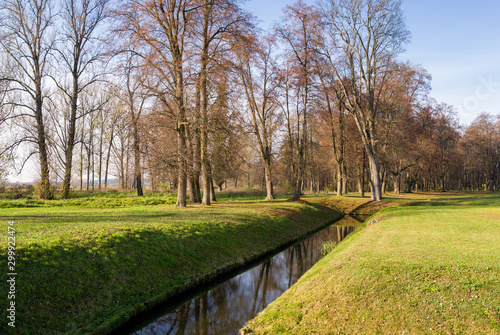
[242,192,500,334]
[0,191,342,334]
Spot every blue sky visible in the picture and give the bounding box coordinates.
[242,0,500,125]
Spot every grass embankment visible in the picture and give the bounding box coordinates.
[0,193,341,334]
[242,192,500,334]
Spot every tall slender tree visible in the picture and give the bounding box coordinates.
[0,0,56,199]
[56,0,109,199]
[121,54,147,196]
[235,35,281,200]
[277,0,319,199]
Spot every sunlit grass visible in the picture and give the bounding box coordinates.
[242,192,500,334]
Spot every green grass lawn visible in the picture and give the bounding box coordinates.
[0,193,341,334]
[242,192,500,334]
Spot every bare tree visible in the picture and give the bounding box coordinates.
[316,72,348,196]
[0,0,56,199]
[55,0,109,198]
[277,1,319,199]
[121,54,148,196]
[194,0,250,205]
[235,35,281,200]
[115,0,193,206]
[320,0,410,200]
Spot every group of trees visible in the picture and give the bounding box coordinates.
[0,0,498,204]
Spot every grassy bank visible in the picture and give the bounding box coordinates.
[242,192,500,334]
[0,195,341,334]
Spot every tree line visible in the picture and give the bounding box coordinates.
[0,0,498,204]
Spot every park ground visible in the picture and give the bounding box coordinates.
[0,190,498,334]
[242,192,500,334]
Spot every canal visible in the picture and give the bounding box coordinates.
[131,215,364,335]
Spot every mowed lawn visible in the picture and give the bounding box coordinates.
[242,192,500,334]
[0,194,340,334]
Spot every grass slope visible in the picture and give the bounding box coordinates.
[242,192,500,334]
[0,195,340,334]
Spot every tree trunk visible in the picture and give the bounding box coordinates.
[264,159,274,200]
[210,175,216,202]
[293,140,304,199]
[336,164,342,196]
[170,42,187,207]
[193,123,202,200]
[394,173,401,194]
[176,126,187,206]
[87,139,91,191]
[133,118,143,196]
[35,80,52,199]
[342,162,348,195]
[80,141,84,191]
[120,138,125,189]
[367,153,382,201]
[188,177,198,204]
[199,1,212,206]
[176,106,187,206]
[186,125,200,204]
[104,125,114,189]
[200,67,211,205]
[91,137,95,192]
[61,77,78,199]
[358,176,364,197]
[98,119,104,191]
[381,169,386,195]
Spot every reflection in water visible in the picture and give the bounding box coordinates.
[134,219,358,335]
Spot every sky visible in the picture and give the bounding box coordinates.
[242,0,500,125]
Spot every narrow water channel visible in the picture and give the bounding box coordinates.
[132,215,364,335]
